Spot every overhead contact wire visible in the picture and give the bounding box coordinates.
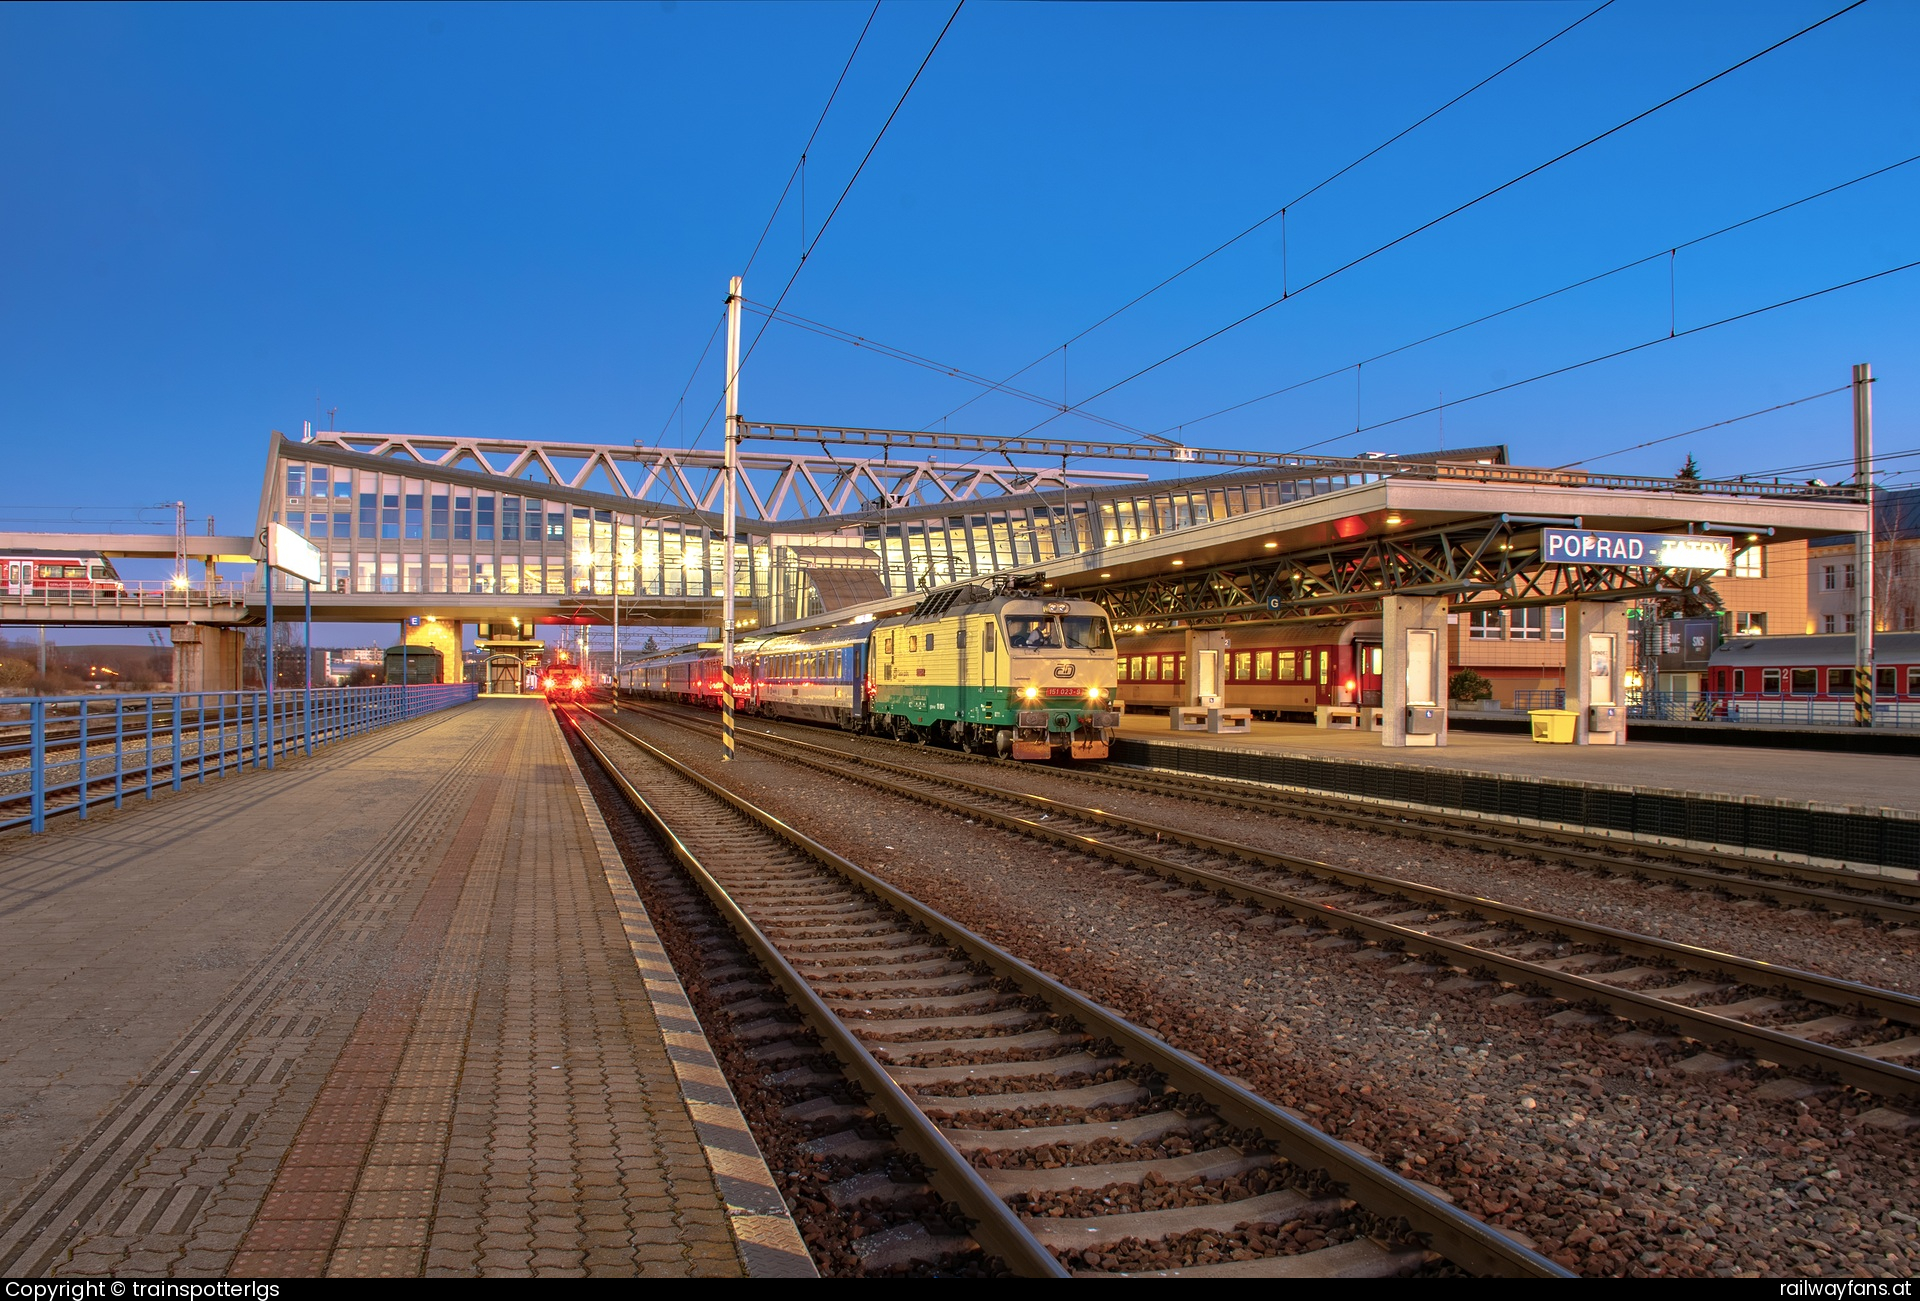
[920,0,1616,436]
[1011,0,1870,440]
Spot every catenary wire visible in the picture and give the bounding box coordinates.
[1274,259,1917,452]
[1164,153,1920,437]
[1008,1,1870,441]
[658,3,880,446]
[1555,388,1850,469]
[919,0,1616,436]
[740,299,1158,438]
[740,2,885,279]
[730,2,965,386]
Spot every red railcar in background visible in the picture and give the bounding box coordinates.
[1115,619,1383,717]
[3,550,125,597]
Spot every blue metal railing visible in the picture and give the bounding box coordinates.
[1511,689,1567,711]
[1627,690,1920,730]
[0,684,478,835]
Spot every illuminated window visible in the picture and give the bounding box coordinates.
[1175,654,1186,681]
[1732,546,1764,579]
[1233,651,1252,681]
[1144,656,1159,681]
[1117,658,1130,681]
[1255,650,1273,681]
[1277,652,1297,682]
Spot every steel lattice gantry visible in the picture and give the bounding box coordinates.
[1078,514,1721,629]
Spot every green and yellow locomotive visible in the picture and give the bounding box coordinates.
[869,578,1119,760]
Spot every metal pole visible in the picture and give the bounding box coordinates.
[722,274,742,762]
[304,578,313,756]
[264,565,275,768]
[1854,362,1876,727]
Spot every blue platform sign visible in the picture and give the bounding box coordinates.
[1266,596,1283,611]
[1542,528,1730,572]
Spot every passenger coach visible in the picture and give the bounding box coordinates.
[1708,631,1920,720]
[1116,619,1385,717]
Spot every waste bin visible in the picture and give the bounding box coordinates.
[1529,708,1578,743]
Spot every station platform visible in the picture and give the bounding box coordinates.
[0,698,810,1278]
[1113,713,1920,814]
[1111,713,1920,875]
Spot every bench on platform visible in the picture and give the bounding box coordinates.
[1171,706,1209,731]
[1315,705,1359,730]
[1206,707,1252,735]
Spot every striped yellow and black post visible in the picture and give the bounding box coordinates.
[1856,665,1873,728]
[722,663,736,760]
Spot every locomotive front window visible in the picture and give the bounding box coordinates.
[1062,616,1112,650]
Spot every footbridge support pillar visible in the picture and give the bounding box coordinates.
[171,624,246,692]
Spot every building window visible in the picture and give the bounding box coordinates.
[1790,668,1817,695]
[1762,668,1781,694]
[1845,563,1856,589]
[1549,608,1565,641]
[1509,607,1544,640]
[1468,609,1503,640]
[286,466,305,498]
[1734,612,1766,635]
[1732,546,1764,578]
[1827,667,1851,696]
[1822,565,1836,590]
[1824,615,1836,633]
[1845,613,1856,633]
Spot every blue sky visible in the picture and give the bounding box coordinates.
[2,1,1915,643]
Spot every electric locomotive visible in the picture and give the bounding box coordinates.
[870,577,1119,759]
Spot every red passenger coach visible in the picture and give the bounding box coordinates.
[1116,619,1384,717]
[1708,632,1920,714]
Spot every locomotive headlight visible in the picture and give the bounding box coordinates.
[1022,686,1040,700]
[1086,687,1104,699]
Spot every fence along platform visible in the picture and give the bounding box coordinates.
[0,684,478,834]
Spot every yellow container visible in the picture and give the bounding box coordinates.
[1529,709,1578,743]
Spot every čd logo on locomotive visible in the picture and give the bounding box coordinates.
[1052,662,1076,679]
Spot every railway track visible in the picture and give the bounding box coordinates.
[628,698,1920,920]
[612,699,1920,1103]
[561,703,1567,1278]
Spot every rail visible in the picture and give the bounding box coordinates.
[0,580,251,614]
[1630,690,1920,730]
[0,683,478,834]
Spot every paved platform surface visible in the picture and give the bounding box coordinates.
[0,698,807,1277]
[1116,714,1920,814]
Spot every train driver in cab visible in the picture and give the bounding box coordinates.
[1011,617,1057,649]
